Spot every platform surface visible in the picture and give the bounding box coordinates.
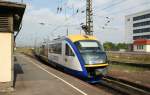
[10,53,113,95]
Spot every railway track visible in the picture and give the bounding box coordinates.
[27,53,150,95]
[96,76,150,95]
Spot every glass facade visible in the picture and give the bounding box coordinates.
[133,35,150,40]
[133,13,150,21]
[133,21,150,27]
[133,28,150,33]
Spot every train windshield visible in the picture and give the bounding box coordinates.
[75,41,107,65]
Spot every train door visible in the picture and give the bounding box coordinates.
[64,43,75,68]
[63,42,82,71]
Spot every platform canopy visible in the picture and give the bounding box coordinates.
[0,1,26,31]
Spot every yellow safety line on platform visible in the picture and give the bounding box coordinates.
[21,54,88,95]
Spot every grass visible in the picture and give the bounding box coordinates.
[109,63,149,72]
[107,52,150,64]
[15,47,33,55]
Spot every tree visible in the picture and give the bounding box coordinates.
[103,42,128,51]
[116,43,128,50]
[103,42,116,51]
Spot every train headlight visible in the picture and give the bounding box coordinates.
[96,68,108,76]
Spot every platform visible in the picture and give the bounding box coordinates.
[10,53,112,95]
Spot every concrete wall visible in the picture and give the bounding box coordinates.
[125,15,133,43]
[146,45,150,52]
[134,45,145,52]
[134,44,150,52]
[0,33,13,82]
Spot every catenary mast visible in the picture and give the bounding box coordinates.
[86,0,93,35]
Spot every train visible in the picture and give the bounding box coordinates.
[34,34,109,83]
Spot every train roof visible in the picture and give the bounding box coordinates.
[67,34,97,42]
[49,35,97,43]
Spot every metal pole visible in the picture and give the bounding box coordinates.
[86,0,93,35]
[66,28,69,36]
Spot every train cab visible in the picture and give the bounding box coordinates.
[68,35,108,81]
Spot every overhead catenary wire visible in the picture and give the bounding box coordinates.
[55,0,127,35]
[54,0,87,35]
[33,0,150,46]
[94,1,150,18]
[55,0,150,36]
[93,1,150,31]
[93,0,128,13]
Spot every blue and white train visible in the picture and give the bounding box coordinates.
[35,35,108,83]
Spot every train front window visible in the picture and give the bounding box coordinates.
[75,41,107,65]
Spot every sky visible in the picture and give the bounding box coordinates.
[6,0,150,47]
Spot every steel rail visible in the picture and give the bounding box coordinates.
[97,76,150,95]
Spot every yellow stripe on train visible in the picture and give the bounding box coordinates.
[67,35,97,42]
[85,63,108,67]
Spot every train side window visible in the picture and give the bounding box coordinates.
[65,44,75,56]
[49,43,62,54]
